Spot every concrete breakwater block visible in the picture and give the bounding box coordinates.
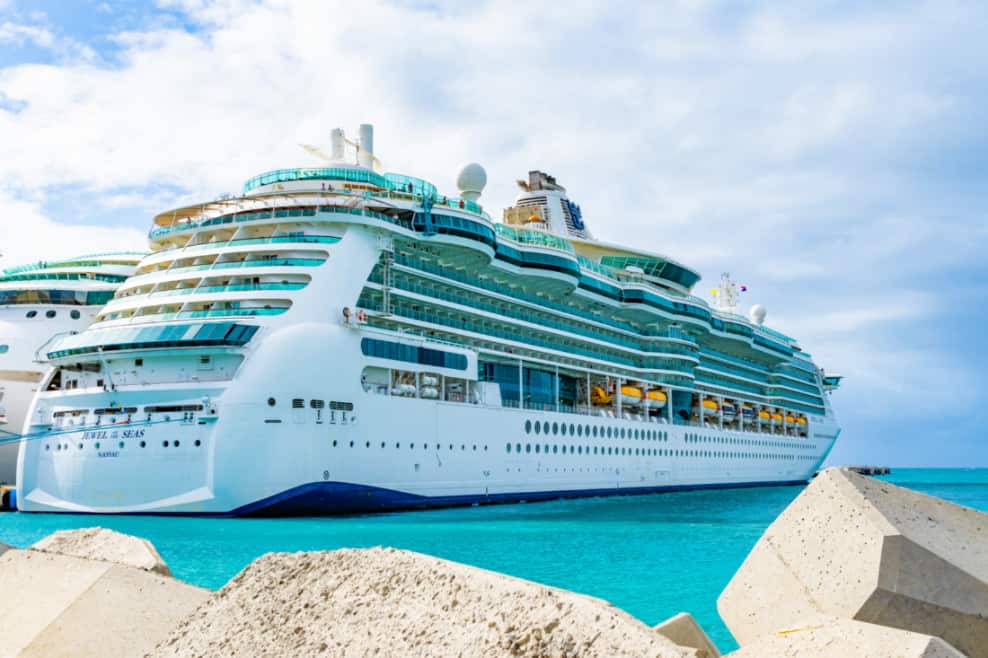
[152,547,696,658]
[718,467,988,657]
[0,541,11,558]
[655,612,721,658]
[32,526,172,576]
[725,617,966,657]
[0,549,209,658]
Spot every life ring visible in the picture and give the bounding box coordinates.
[356,309,367,323]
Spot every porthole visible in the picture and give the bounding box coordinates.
[349,441,354,447]
[561,424,567,436]
[553,445,558,454]
[0,344,7,354]
[366,441,371,448]
[95,442,100,449]
[174,440,181,447]
[534,421,541,435]
[26,310,37,318]
[525,420,532,434]
[577,425,583,437]
[140,441,146,448]
[45,444,50,451]
[70,309,81,319]
[535,444,541,453]
[525,444,531,453]
[506,443,512,453]
[267,397,276,407]
[516,443,521,453]
[195,440,201,447]
[46,310,56,318]
[162,441,169,447]
[552,422,558,435]
[592,426,598,438]
[569,423,575,435]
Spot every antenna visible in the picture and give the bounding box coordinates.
[713,272,740,314]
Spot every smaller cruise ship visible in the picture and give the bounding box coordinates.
[0,252,143,483]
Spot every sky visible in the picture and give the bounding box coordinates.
[0,0,985,467]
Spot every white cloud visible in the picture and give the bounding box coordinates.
[0,190,146,265]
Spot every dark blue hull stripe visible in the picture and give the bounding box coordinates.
[229,478,809,517]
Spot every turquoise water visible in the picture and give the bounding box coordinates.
[1,468,985,651]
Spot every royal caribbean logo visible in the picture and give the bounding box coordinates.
[565,199,585,230]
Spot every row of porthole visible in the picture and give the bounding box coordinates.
[24,309,82,319]
[46,439,203,451]
[525,420,669,442]
[330,440,490,451]
[507,443,807,461]
[685,434,815,450]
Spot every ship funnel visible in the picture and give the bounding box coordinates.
[330,128,345,161]
[358,124,374,168]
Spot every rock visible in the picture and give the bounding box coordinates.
[0,549,209,658]
[725,617,966,657]
[655,612,721,658]
[152,547,695,658]
[0,541,12,558]
[718,467,988,657]
[31,527,172,576]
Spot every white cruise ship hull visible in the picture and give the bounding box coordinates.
[16,361,838,516]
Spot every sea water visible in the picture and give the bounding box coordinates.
[1,468,985,651]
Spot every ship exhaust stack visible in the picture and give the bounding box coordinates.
[330,129,345,161]
[358,124,374,168]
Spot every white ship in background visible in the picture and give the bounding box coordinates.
[0,253,143,483]
[17,125,841,514]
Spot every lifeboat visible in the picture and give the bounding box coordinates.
[619,385,644,407]
[771,412,783,423]
[645,390,667,409]
[721,403,738,422]
[420,374,439,387]
[758,410,771,421]
[420,386,439,399]
[695,399,719,417]
[785,414,796,424]
[394,383,417,397]
[742,406,756,423]
[795,417,807,426]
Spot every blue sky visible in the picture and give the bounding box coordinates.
[0,0,986,466]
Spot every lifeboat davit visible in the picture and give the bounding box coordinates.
[645,390,667,409]
[590,386,611,405]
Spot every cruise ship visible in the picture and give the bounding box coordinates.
[0,252,143,483]
[17,125,841,515]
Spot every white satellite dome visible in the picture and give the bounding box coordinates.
[456,163,487,202]
[749,304,767,325]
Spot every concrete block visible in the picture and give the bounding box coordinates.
[0,550,209,658]
[725,617,966,657]
[718,467,988,657]
[31,526,172,575]
[655,612,721,658]
[152,547,695,658]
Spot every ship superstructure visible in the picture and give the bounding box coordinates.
[17,125,840,514]
[0,252,143,483]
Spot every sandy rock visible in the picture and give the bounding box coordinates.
[725,617,966,657]
[31,526,172,576]
[0,549,209,658]
[0,541,12,558]
[152,547,695,658]
[655,612,721,658]
[718,467,988,657]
